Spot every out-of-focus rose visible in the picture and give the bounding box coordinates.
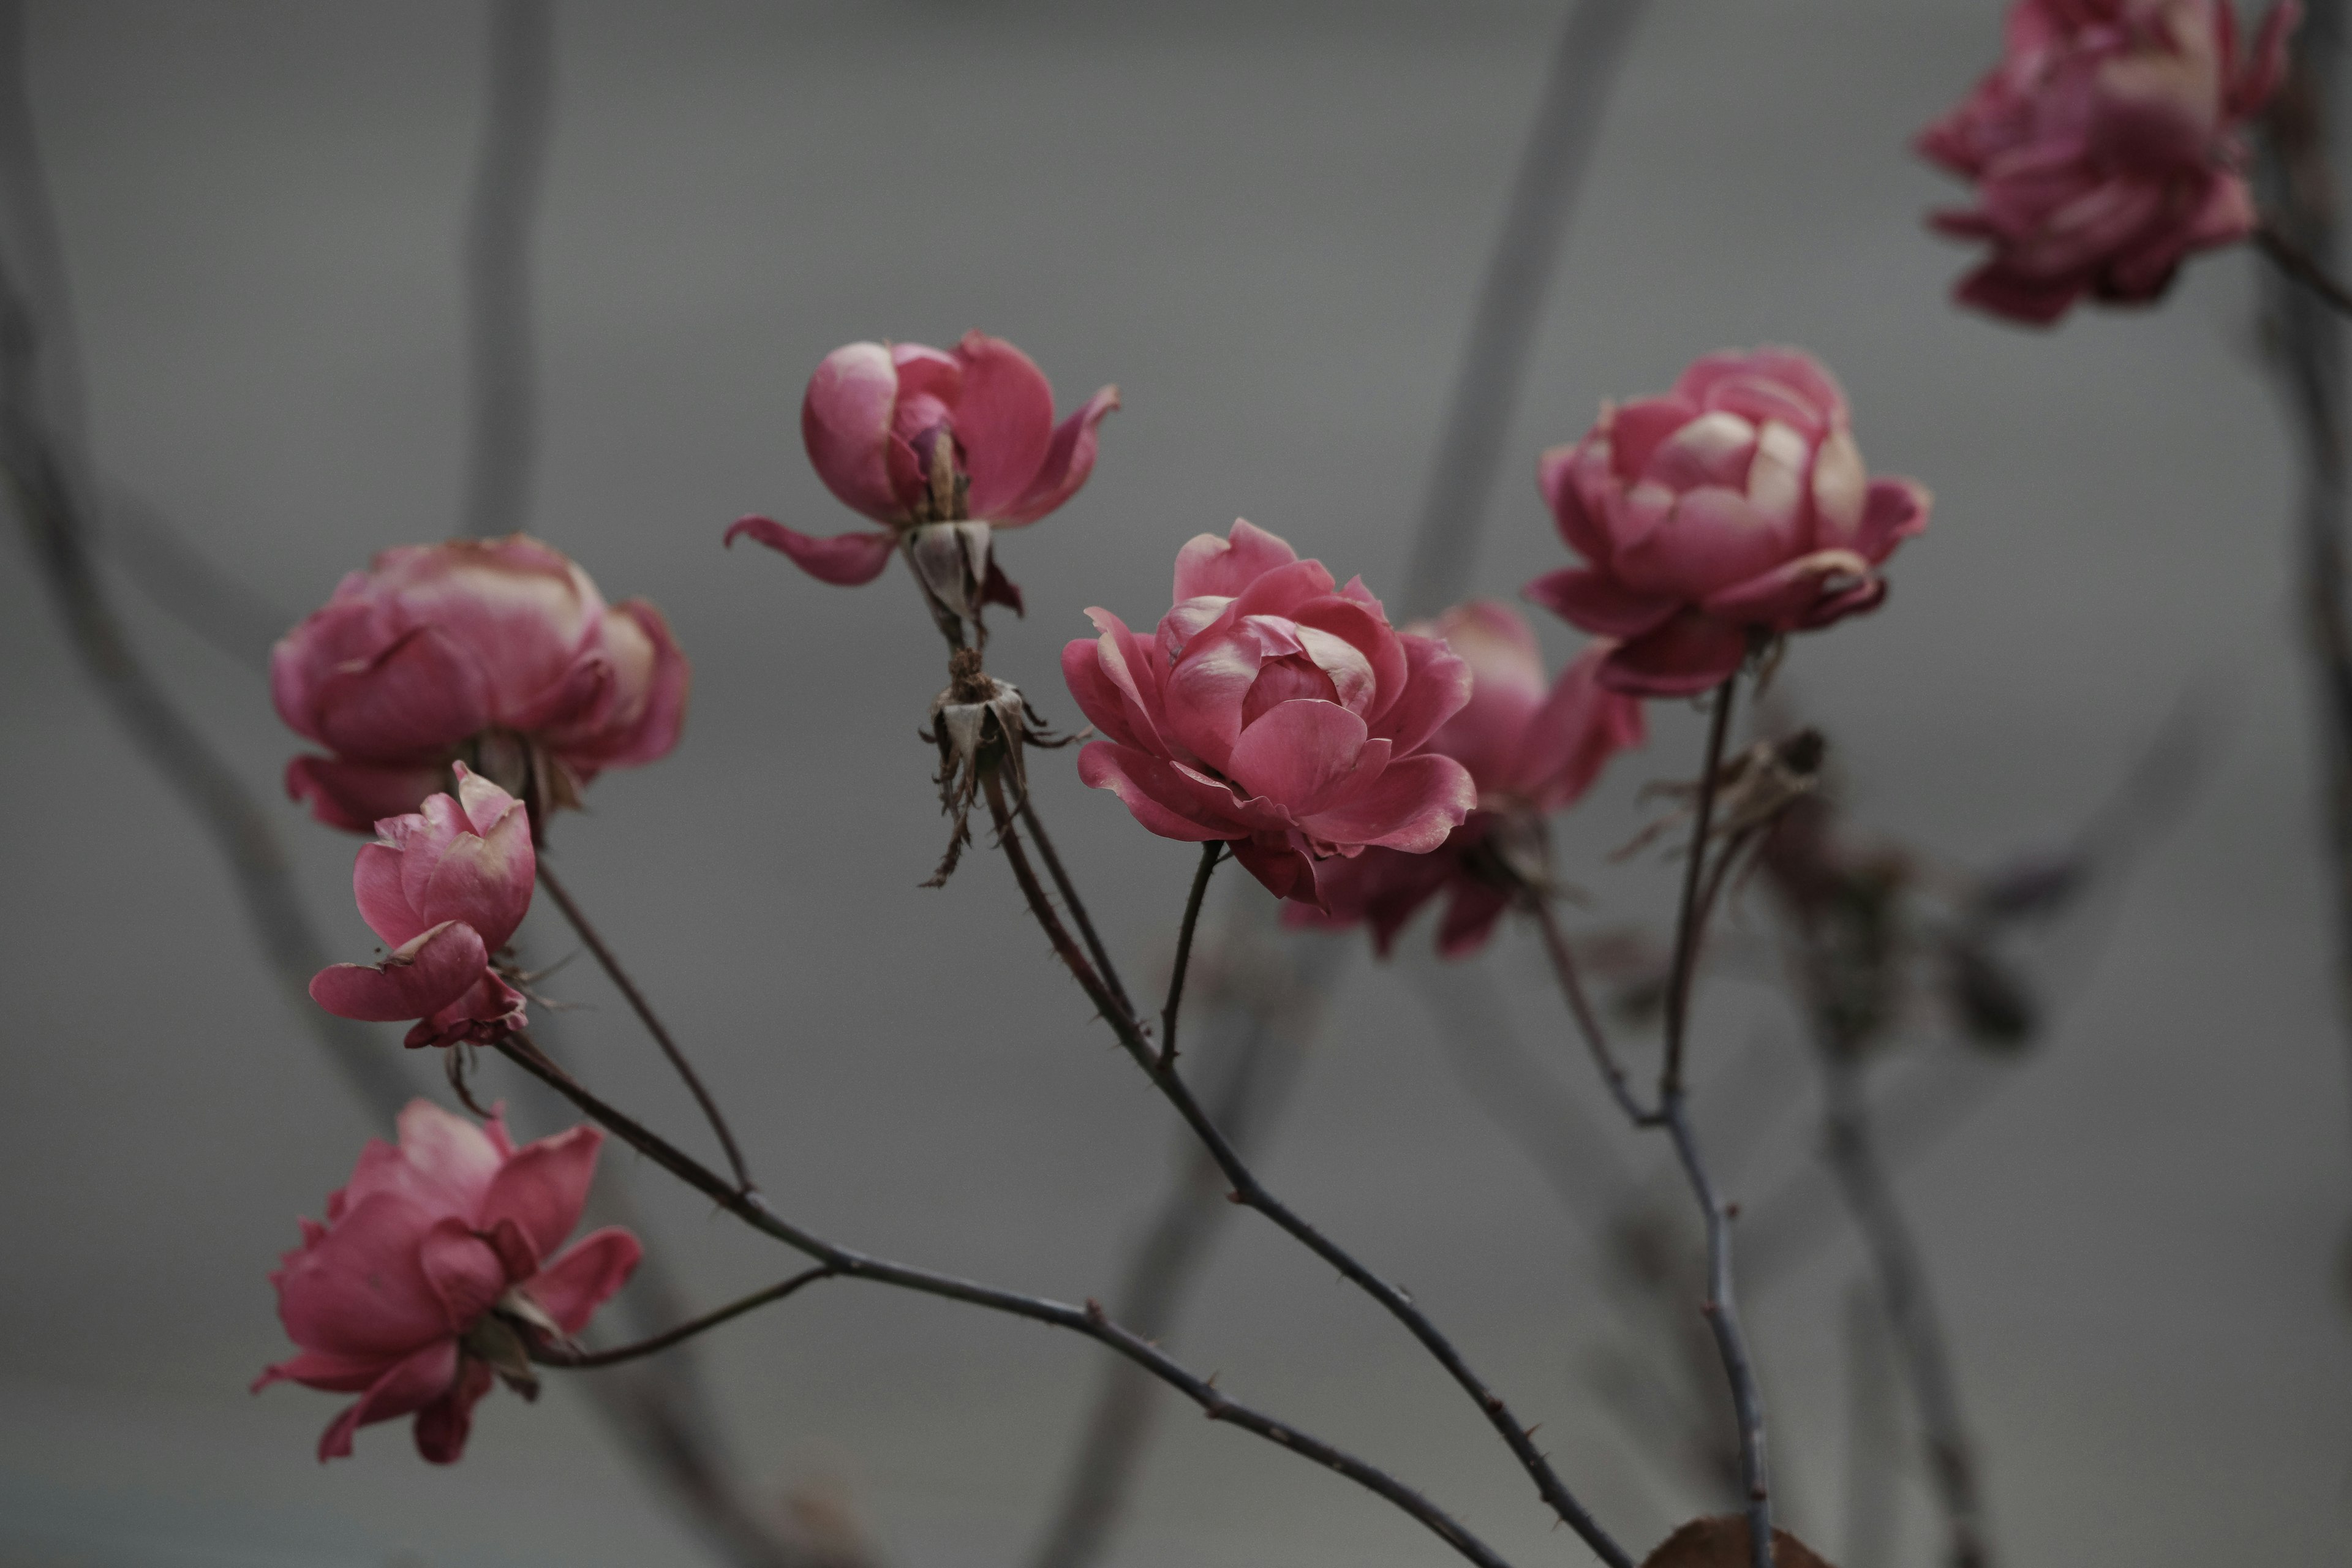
[1293,603,1646,957]
[1063,519,1477,906]
[255,1100,641,1464]
[726,332,1118,621]
[309,767,534,1049]
[1919,0,2299,323]
[273,535,688,832]
[1523,349,1929,697]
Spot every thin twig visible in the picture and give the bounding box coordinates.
[1839,1281,1901,1568]
[459,0,554,538]
[1658,1091,1772,1568]
[979,771,1634,1568]
[1528,893,1657,1125]
[536,1267,840,1368]
[1401,0,1653,617]
[536,859,755,1194]
[1159,842,1222,1068]
[1820,1056,1991,1568]
[487,1028,1518,1568]
[2259,220,2352,318]
[1018,791,1137,1019]
[1662,676,1740,1097]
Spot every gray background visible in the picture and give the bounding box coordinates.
[2,1,2346,1564]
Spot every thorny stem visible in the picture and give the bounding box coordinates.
[2258,219,2352,319]
[1662,676,1741,1098]
[979,771,1634,1568]
[1159,842,1223,1068]
[1019,791,1137,1019]
[486,1028,1517,1568]
[1820,1056,1991,1568]
[536,859,756,1195]
[535,1267,839,1368]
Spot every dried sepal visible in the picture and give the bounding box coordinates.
[902,521,1023,650]
[1618,728,1826,864]
[919,649,1069,888]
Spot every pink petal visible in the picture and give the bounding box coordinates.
[309,625,494,763]
[949,333,1058,518]
[1061,637,1147,750]
[316,1340,461,1463]
[1226,699,1371,813]
[1164,624,1272,773]
[800,342,908,522]
[311,921,489,1025]
[1605,398,1700,486]
[997,382,1120,526]
[1856,478,1929,562]
[410,1356,494,1464]
[415,798,535,951]
[1421,600,1547,793]
[1077,741,1250,842]
[353,842,429,949]
[1703,548,1878,630]
[562,599,690,769]
[337,1100,505,1223]
[1613,487,1803,600]
[418,1218,508,1330]
[1954,260,2082,324]
[254,1347,396,1396]
[286,756,450,835]
[1435,880,1515,958]
[1172,518,1300,601]
[1539,439,1614,564]
[274,1192,450,1357]
[1365,633,1472,759]
[1523,567,1683,640]
[1599,611,1748,696]
[1291,597,1408,722]
[524,1226,644,1334]
[1229,832,1322,905]
[1298,752,1476,853]
[2231,0,2299,118]
[725,517,898,586]
[479,1125,603,1268]
[402,970,528,1050]
[1511,642,1648,812]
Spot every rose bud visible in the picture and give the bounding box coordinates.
[1523,348,1929,696]
[255,1099,641,1464]
[1063,519,1477,907]
[1918,0,2298,324]
[1294,603,1646,957]
[726,332,1118,632]
[273,535,689,832]
[309,766,535,1049]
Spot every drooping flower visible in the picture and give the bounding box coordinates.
[1063,519,1477,906]
[1523,349,1929,697]
[726,332,1118,630]
[309,766,535,1049]
[1918,0,2299,323]
[256,1100,641,1464]
[273,535,689,832]
[1294,603,1646,957]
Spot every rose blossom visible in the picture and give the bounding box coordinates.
[309,766,534,1049]
[1919,0,2298,324]
[1295,603,1646,957]
[1523,349,1929,697]
[726,331,1118,617]
[273,535,688,832]
[256,1099,641,1464]
[1063,519,1477,906]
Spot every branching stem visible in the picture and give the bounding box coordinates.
[1662,675,1740,1097]
[535,1267,839,1368]
[2259,220,2352,318]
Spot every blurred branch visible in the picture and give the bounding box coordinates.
[1838,1281,1900,1568]
[1401,0,1649,617]
[460,0,553,539]
[2260,0,2352,1167]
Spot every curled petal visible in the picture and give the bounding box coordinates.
[479,1125,605,1272]
[411,1356,495,1466]
[1299,752,1476,853]
[567,600,691,769]
[1856,478,1930,562]
[1172,518,1300,601]
[316,1340,462,1463]
[310,921,489,1026]
[801,342,907,522]
[998,383,1120,525]
[1077,741,1251,842]
[725,517,898,586]
[526,1226,644,1335]
[951,332,1059,518]
[1365,634,1472,759]
[1703,548,1879,631]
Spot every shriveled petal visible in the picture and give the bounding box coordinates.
[1298,753,1476,853]
[1172,519,1300,601]
[997,383,1120,525]
[309,625,494,763]
[404,970,528,1050]
[479,1125,604,1270]
[316,1340,461,1463]
[1523,567,1683,640]
[801,342,907,522]
[1226,700,1371,813]
[948,333,1059,517]
[311,921,489,1025]
[1599,611,1749,697]
[725,518,898,586]
[1703,549,1879,631]
[1077,741,1251,842]
[525,1226,644,1334]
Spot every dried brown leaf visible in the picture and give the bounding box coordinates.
[1640,1515,1836,1568]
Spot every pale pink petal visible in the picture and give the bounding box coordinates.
[1605,398,1700,486]
[524,1226,644,1334]
[336,1100,505,1222]
[1225,700,1371,813]
[1172,519,1300,601]
[801,342,907,522]
[725,517,897,586]
[311,921,489,1025]
[353,842,428,949]
[415,801,535,951]
[1614,487,1803,600]
[997,382,1120,526]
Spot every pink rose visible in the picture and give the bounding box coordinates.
[1523,349,1929,696]
[1919,0,2298,323]
[726,331,1119,612]
[256,1100,641,1464]
[309,766,535,1049]
[1292,604,1646,957]
[1063,519,1477,906]
[273,535,689,832]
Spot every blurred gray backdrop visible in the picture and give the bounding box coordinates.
[2,1,2347,1564]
